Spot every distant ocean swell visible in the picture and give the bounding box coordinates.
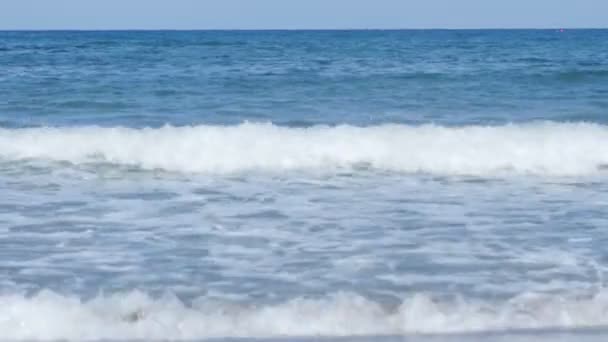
[1,121,608,176]
[3,290,608,340]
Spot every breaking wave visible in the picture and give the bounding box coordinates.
[3,290,608,340]
[1,122,608,176]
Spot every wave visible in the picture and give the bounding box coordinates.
[2,290,608,340]
[556,69,608,81]
[1,122,608,176]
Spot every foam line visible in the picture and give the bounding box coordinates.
[2,290,608,339]
[1,122,607,176]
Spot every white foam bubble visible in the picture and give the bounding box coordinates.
[2,290,608,340]
[1,122,608,176]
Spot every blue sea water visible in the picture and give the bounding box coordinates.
[1,29,608,341]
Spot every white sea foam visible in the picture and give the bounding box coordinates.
[2,290,608,340]
[1,122,608,176]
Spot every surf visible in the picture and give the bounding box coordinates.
[3,290,608,340]
[1,121,607,176]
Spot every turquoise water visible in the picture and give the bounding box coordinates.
[1,30,608,341]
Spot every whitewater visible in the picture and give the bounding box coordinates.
[1,121,608,176]
[4,290,608,340]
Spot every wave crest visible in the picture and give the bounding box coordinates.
[1,122,607,176]
[2,290,608,339]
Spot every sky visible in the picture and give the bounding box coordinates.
[1,0,607,30]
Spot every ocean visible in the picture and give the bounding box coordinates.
[1,29,608,341]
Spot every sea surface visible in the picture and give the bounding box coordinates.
[1,29,608,341]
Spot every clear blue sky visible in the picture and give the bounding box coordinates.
[1,0,607,30]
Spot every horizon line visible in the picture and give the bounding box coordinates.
[1,27,607,32]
